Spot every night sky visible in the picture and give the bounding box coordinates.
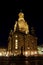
[0,0,43,48]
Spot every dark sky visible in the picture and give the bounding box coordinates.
[0,0,43,47]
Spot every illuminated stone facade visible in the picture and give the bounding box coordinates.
[8,12,38,55]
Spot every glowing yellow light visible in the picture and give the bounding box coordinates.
[25,31,28,34]
[25,51,28,55]
[15,35,18,37]
[6,54,8,57]
[34,51,37,54]
[25,51,28,57]
[31,51,34,55]
[15,46,18,49]
[15,39,18,43]
[0,52,2,56]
